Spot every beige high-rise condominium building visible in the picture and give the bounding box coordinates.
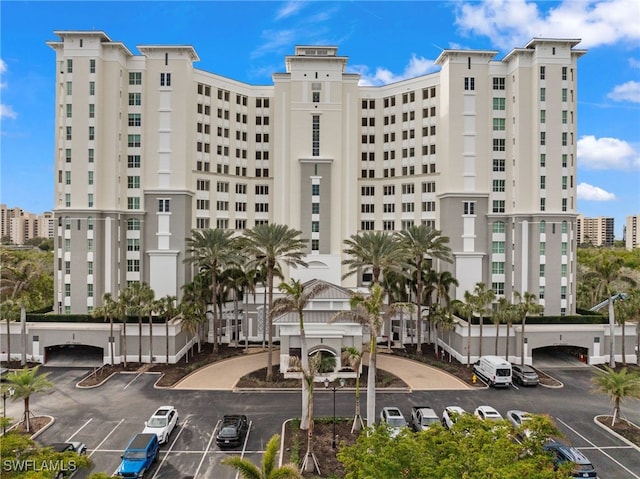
[625,214,640,250]
[48,31,585,315]
[576,214,615,246]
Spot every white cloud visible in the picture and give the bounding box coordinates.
[577,135,640,170]
[0,104,17,119]
[629,58,640,69]
[577,182,617,201]
[607,81,640,103]
[275,1,305,20]
[353,55,438,86]
[455,0,640,50]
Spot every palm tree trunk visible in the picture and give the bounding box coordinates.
[300,324,310,430]
[266,267,274,382]
[138,315,143,363]
[122,319,128,367]
[303,382,315,473]
[109,318,115,366]
[495,322,500,356]
[621,320,626,365]
[467,318,472,366]
[166,316,170,364]
[366,339,376,428]
[212,269,219,353]
[608,297,616,368]
[6,317,11,365]
[353,372,362,432]
[478,314,484,358]
[505,323,510,361]
[149,314,153,364]
[520,317,527,368]
[24,396,31,432]
[416,269,423,353]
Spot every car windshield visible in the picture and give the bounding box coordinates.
[387,417,406,427]
[123,451,146,460]
[147,417,167,428]
[422,417,439,426]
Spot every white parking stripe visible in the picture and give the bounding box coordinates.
[123,372,143,389]
[234,420,253,479]
[556,418,640,479]
[89,418,125,458]
[66,418,93,441]
[152,417,191,479]
[193,420,221,478]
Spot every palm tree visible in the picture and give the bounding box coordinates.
[342,231,410,285]
[6,366,53,432]
[92,293,122,366]
[181,274,210,355]
[431,270,458,351]
[155,295,178,364]
[330,284,413,427]
[453,293,475,366]
[120,282,155,363]
[271,279,330,431]
[341,346,365,432]
[221,433,302,479]
[396,225,452,351]
[592,365,640,426]
[437,310,457,362]
[515,291,543,368]
[185,229,243,352]
[585,254,636,367]
[493,298,511,357]
[241,224,308,381]
[470,282,495,358]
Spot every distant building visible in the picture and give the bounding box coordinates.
[0,204,55,244]
[625,214,640,250]
[48,31,585,316]
[576,215,614,246]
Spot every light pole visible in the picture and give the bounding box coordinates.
[2,386,15,435]
[324,377,345,449]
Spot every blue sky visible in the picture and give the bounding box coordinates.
[1,0,639,238]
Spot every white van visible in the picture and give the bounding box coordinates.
[473,356,512,387]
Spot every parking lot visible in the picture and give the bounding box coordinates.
[7,364,640,479]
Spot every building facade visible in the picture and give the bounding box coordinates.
[0,204,55,245]
[625,214,640,250]
[48,31,585,316]
[576,214,615,246]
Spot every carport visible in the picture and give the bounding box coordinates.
[532,345,590,368]
[44,344,104,367]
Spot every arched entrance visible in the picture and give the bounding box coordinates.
[44,344,104,367]
[532,345,589,368]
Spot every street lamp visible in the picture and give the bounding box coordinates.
[323,377,345,449]
[2,386,15,435]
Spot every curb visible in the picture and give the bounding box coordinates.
[593,415,640,453]
[76,371,117,389]
[5,415,55,439]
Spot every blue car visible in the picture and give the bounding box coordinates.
[117,433,159,478]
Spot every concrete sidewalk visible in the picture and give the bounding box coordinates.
[173,350,470,391]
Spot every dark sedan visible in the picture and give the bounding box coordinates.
[215,415,249,449]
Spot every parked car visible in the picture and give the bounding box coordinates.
[511,363,540,386]
[117,433,159,478]
[215,415,249,448]
[380,407,408,437]
[49,441,87,455]
[410,406,439,432]
[473,356,512,387]
[474,405,503,421]
[544,440,598,478]
[506,410,533,438]
[142,405,178,444]
[441,406,467,430]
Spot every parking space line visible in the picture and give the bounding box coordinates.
[151,417,191,479]
[89,418,125,458]
[234,420,253,479]
[66,418,93,441]
[123,372,143,390]
[193,420,221,479]
[556,418,640,479]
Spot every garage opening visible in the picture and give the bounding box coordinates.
[532,345,589,368]
[44,344,104,367]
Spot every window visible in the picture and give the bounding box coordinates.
[493,118,505,131]
[562,154,568,167]
[540,176,546,189]
[89,104,95,118]
[155,199,169,212]
[383,220,395,231]
[493,139,505,151]
[89,59,96,73]
[312,115,320,156]
[87,239,93,252]
[562,220,568,233]
[127,260,140,272]
[492,200,505,213]
[492,221,505,233]
[464,77,475,91]
[540,198,546,211]
[66,126,72,140]
[128,155,141,168]
[561,286,567,300]
[492,262,505,274]
[88,149,94,163]
[562,132,568,146]
[491,241,505,254]
[493,179,505,192]
[463,201,475,215]
[540,88,546,102]
[493,77,505,90]
[127,197,140,210]
[540,154,546,167]
[311,239,319,251]
[540,132,546,146]
[89,81,95,96]
[492,282,505,295]
[562,110,567,124]
[65,284,71,297]
[493,159,505,171]
[88,171,93,185]
[562,66,567,80]
[539,220,546,233]
[129,72,142,85]
[66,59,73,73]
[312,91,320,103]
[65,193,71,207]
[312,184,320,196]
[128,93,141,106]
[89,126,95,141]
[562,198,567,212]
[561,242,567,255]
[540,264,545,277]
[127,218,141,231]
[493,98,505,110]
[311,203,320,214]
[562,176,567,190]
[561,88,567,102]
[66,104,72,118]
[66,81,72,95]
[540,110,545,123]
[128,134,141,147]
[539,66,546,80]
[539,242,546,255]
[65,261,71,274]
[127,176,140,189]
[128,114,141,127]
[127,239,140,251]
[311,221,320,232]
[160,73,171,86]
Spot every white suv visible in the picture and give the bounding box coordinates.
[142,405,179,444]
[441,406,467,430]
